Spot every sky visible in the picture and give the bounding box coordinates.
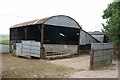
[0,0,113,34]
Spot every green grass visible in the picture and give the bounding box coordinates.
[0,40,9,45]
[0,36,9,45]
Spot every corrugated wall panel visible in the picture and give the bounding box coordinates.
[91,43,113,50]
[80,30,99,45]
[91,43,113,69]
[79,30,87,45]
[92,35,104,42]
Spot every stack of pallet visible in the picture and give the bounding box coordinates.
[16,40,41,58]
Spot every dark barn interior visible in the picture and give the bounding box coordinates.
[10,25,41,42]
[44,24,79,45]
[10,24,79,45]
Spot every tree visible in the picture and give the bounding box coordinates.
[102,1,120,58]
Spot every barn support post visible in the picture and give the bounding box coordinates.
[40,24,46,59]
[15,28,18,43]
[11,28,17,55]
[9,28,13,53]
[24,27,28,40]
[78,29,81,55]
[89,48,94,70]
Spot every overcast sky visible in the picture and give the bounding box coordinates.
[0,0,113,34]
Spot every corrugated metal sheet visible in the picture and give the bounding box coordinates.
[11,15,81,29]
[80,30,100,45]
[91,35,104,43]
[91,43,113,50]
[88,31,105,43]
[45,16,80,29]
[91,43,113,65]
[90,43,113,69]
[11,18,48,28]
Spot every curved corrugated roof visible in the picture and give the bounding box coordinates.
[10,15,81,29]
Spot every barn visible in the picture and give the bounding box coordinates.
[10,15,81,59]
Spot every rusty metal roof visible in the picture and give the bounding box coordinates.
[11,17,49,28]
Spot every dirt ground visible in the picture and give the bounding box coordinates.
[1,53,118,78]
[1,54,75,78]
[49,54,118,78]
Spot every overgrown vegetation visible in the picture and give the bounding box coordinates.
[102,1,120,59]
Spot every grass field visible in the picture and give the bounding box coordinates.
[0,36,9,45]
[0,40,9,45]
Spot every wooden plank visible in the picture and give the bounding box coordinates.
[46,53,71,58]
[44,44,77,54]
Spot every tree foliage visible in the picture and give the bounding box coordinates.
[102,1,120,45]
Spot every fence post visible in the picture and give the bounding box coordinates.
[89,48,94,70]
[40,47,46,59]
